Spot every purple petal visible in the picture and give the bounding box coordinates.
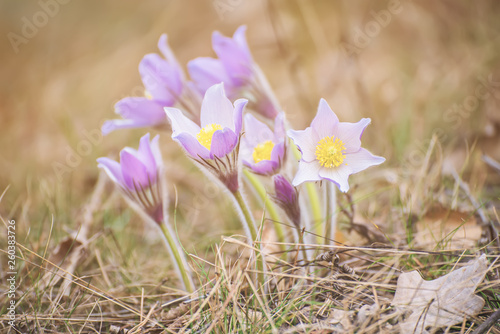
[139,53,183,104]
[244,159,277,175]
[287,127,317,162]
[149,134,163,166]
[173,132,211,160]
[165,107,200,137]
[200,83,234,130]
[233,98,247,135]
[244,113,274,148]
[318,165,351,193]
[120,149,151,190]
[292,160,322,186]
[270,141,285,165]
[157,34,184,80]
[210,128,237,158]
[102,119,154,136]
[137,133,159,178]
[115,97,166,123]
[187,57,231,95]
[274,112,286,139]
[212,26,253,86]
[311,99,339,141]
[336,118,371,153]
[97,157,125,188]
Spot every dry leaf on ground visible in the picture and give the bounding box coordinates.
[391,254,488,334]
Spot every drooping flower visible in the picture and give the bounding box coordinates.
[188,26,280,119]
[287,99,385,192]
[241,113,286,175]
[97,133,164,222]
[272,174,301,228]
[165,83,247,193]
[103,35,200,135]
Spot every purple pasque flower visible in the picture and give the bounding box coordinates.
[272,174,301,228]
[287,99,385,192]
[241,112,285,175]
[97,133,164,223]
[102,35,196,135]
[165,83,248,193]
[188,26,279,119]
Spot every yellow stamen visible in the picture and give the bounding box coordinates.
[315,136,346,168]
[252,140,274,163]
[197,123,223,150]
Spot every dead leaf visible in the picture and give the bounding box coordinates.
[391,254,488,334]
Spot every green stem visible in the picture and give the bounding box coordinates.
[232,189,265,289]
[160,221,194,293]
[291,142,322,239]
[243,169,286,249]
[324,182,337,245]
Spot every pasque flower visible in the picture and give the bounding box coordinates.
[103,35,199,135]
[287,99,385,192]
[97,133,164,222]
[165,83,247,193]
[272,174,301,229]
[188,26,280,119]
[97,133,195,292]
[241,113,285,175]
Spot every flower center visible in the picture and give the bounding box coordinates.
[252,140,274,163]
[197,123,223,150]
[315,136,346,168]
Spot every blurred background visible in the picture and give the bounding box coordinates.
[1,0,500,249]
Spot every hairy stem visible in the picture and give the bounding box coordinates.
[159,221,195,293]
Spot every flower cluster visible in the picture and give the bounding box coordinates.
[97,25,385,292]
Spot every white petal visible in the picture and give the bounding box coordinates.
[292,160,322,186]
[200,83,234,130]
[165,107,200,137]
[336,118,371,153]
[287,127,317,162]
[311,99,339,140]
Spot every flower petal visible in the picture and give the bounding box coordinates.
[210,128,237,158]
[311,98,339,141]
[270,141,285,165]
[157,34,184,80]
[140,53,183,104]
[212,26,253,86]
[243,113,274,148]
[187,57,231,95]
[318,165,351,192]
[244,159,277,175]
[200,83,234,130]
[287,127,317,162]
[97,157,125,188]
[165,107,200,137]
[102,119,153,136]
[318,148,385,192]
[292,160,322,186]
[137,133,159,178]
[149,134,163,166]
[120,148,152,190]
[233,98,247,135]
[343,148,386,174]
[173,132,211,160]
[336,118,371,153]
[274,112,286,139]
